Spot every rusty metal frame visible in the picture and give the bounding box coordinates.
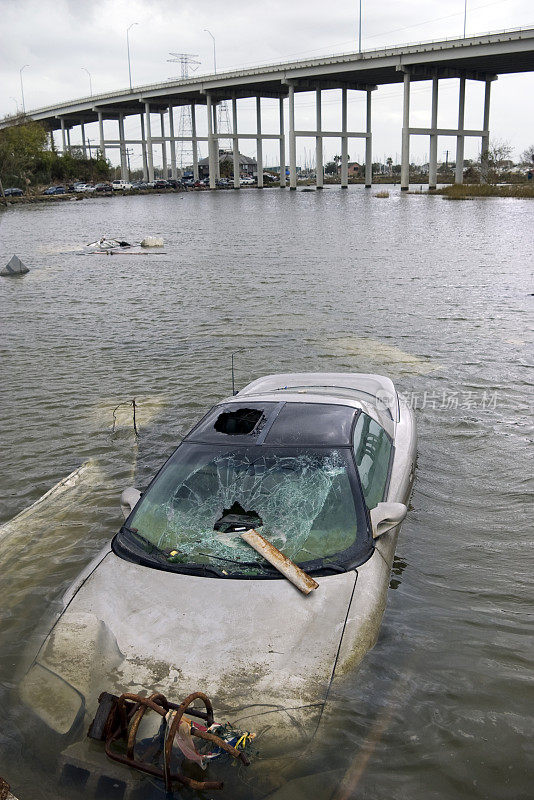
[90,690,249,793]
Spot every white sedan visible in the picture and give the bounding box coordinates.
[20,373,416,788]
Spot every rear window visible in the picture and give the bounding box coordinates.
[265,403,356,446]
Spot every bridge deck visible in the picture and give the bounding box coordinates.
[2,28,534,130]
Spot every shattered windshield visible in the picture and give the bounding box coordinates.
[121,443,369,577]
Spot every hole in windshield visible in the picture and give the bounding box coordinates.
[213,500,263,532]
[213,408,264,435]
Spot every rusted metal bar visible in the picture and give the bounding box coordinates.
[241,528,319,595]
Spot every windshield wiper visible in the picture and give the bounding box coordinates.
[122,526,169,559]
[310,561,348,575]
[198,551,278,574]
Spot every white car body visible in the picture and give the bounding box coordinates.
[19,373,416,786]
[112,180,132,191]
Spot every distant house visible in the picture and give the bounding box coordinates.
[347,162,363,177]
[198,149,256,178]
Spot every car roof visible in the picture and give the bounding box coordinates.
[232,372,398,436]
[185,399,359,446]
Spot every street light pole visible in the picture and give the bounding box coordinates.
[20,65,29,114]
[204,29,216,73]
[127,22,139,90]
[358,0,362,53]
[81,67,93,97]
[463,0,467,38]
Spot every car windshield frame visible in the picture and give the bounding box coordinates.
[113,436,374,579]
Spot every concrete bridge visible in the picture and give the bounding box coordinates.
[3,27,534,190]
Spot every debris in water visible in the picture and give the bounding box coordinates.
[112,398,138,437]
[1,255,29,277]
[87,690,252,793]
[87,237,131,250]
[0,776,18,800]
[141,236,164,247]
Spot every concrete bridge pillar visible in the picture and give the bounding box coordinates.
[365,89,373,188]
[455,77,466,184]
[316,90,323,189]
[168,106,177,179]
[212,102,220,180]
[288,84,296,189]
[160,111,168,178]
[140,113,148,181]
[98,112,106,159]
[191,104,199,182]
[256,97,263,188]
[144,103,154,182]
[60,118,67,154]
[232,97,240,189]
[401,71,411,190]
[480,79,492,182]
[340,87,348,188]
[428,77,439,190]
[279,97,286,187]
[80,122,87,158]
[206,93,216,189]
[118,113,128,180]
[66,127,72,152]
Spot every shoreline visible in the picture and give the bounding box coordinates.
[2,180,533,207]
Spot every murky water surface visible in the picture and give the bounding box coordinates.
[0,188,532,799]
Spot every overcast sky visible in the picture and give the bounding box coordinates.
[2,0,533,168]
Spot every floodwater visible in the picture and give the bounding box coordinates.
[0,187,532,799]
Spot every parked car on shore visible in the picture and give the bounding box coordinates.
[94,183,113,193]
[112,180,132,191]
[131,181,148,189]
[153,179,169,189]
[3,187,24,196]
[18,372,416,788]
[43,185,66,195]
[240,176,255,185]
[166,179,180,189]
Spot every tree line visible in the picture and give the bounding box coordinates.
[0,115,112,192]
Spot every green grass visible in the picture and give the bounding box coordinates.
[434,183,534,199]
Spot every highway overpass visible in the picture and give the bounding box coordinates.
[3,27,533,190]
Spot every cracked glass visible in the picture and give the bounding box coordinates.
[127,443,364,574]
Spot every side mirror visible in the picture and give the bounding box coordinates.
[120,487,142,519]
[370,502,407,539]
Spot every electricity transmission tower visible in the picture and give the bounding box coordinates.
[167,53,201,170]
[217,100,231,147]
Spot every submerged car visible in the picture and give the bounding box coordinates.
[19,373,416,784]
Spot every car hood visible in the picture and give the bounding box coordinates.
[22,553,356,751]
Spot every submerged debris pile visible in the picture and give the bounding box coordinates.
[88,690,253,794]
